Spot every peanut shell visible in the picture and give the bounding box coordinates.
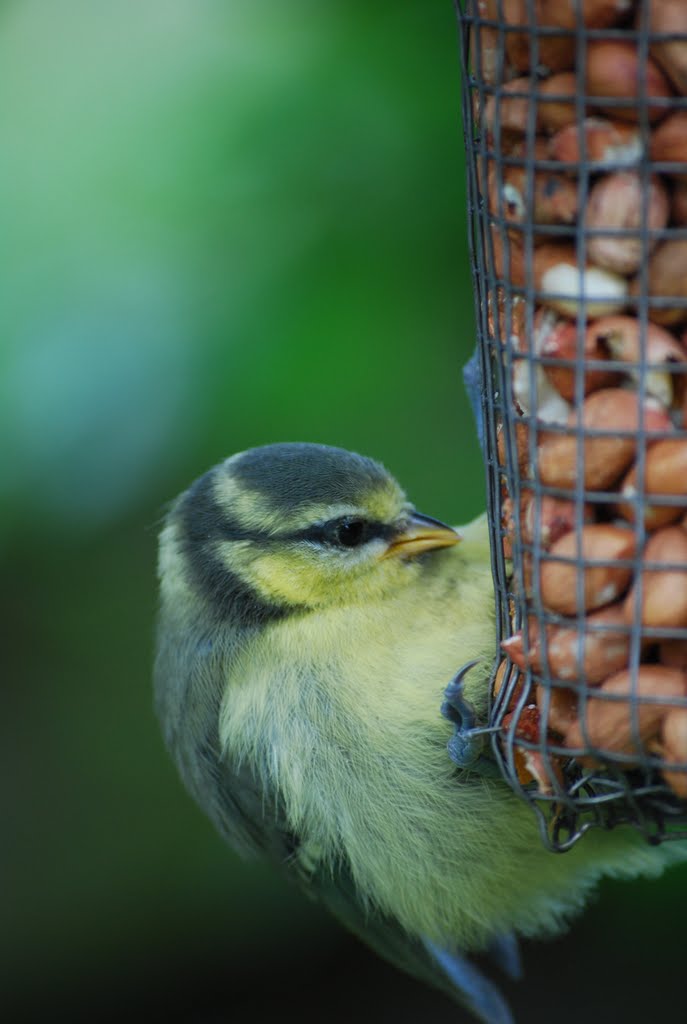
[520,749,564,796]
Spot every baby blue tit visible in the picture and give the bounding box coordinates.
[154,443,686,1024]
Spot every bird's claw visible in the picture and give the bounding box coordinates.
[442,660,500,776]
[441,659,482,731]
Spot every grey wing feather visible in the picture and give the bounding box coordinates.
[308,861,517,1024]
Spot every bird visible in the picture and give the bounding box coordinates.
[154,442,686,1024]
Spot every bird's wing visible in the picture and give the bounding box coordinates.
[197,743,302,863]
[306,858,518,1024]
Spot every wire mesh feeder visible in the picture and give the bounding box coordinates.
[454,0,687,850]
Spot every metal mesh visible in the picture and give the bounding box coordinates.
[455,0,687,850]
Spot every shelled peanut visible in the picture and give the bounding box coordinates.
[472,0,687,798]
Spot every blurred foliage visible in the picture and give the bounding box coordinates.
[0,0,484,538]
[2,2,685,1022]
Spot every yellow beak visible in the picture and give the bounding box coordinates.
[381,512,461,559]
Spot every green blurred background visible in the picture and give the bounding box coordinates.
[2,2,684,1021]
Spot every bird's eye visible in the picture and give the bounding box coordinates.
[333,518,367,548]
[299,516,385,549]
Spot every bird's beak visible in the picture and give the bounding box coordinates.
[381,512,461,560]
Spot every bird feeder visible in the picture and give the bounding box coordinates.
[455,0,687,849]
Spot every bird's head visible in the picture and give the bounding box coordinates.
[160,443,460,623]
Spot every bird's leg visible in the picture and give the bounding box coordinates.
[441,660,502,776]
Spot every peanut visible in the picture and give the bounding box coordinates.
[585,315,687,408]
[564,666,687,765]
[623,525,687,630]
[512,603,634,684]
[648,0,687,97]
[522,492,595,549]
[659,639,687,670]
[585,42,673,123]
[536,682,579,736]
[615,439,687,529]
[671,177,687,227]
[484,73,582,138]
[584,172,669,276]
[539,523,636,615]
[548,118,642,167]
[650,109,687,163]
[631,240,687,327]
[532,243,628,317]
[660,707,687,797]
[537,388,672,490]
[488,158,579,229]
[538,310,618,400]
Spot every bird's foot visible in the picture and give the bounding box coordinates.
[441,660,501,777]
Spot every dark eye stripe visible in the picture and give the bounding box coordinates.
[295,517,395,548]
